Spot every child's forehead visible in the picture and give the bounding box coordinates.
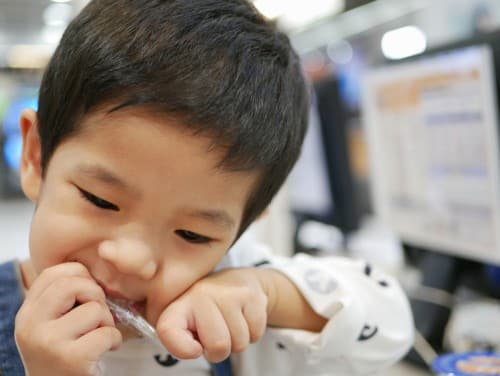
[63,101,263,184]
[69,103,235,170]
[56,103,261,184]
[75,103,214,146]
[81,103,189,130]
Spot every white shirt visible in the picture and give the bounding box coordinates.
[102,231,414,376]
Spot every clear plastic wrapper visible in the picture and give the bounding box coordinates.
[105,297,166,351]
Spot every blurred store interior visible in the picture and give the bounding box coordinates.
[2,0,500,375]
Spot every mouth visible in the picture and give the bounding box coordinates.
[107,297,147,319]
[95,280,147,318]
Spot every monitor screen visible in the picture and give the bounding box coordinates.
[362,45,500,264]
[288,76,361,234]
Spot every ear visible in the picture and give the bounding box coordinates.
[19,108,43,201]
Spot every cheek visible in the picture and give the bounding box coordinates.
[28,204,102,273]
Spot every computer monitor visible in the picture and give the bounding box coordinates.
[0,69,40,198]
[362,42,500,265]
[288,75,360,236]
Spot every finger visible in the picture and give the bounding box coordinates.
[243,298,267,343]
[194,299,231,363]
[26,262,93,300]
[35,276,106,320]
[74,326,122,360]
[157,304,203,359]
[217,304,250,353]
[57,300,114,339]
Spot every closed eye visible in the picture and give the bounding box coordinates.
[175,230,211,244]
[78,187,119,211]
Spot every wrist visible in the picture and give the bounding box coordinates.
[251,266,328,332]
[252,267,279,318]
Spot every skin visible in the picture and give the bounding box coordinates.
[14,105,327,376]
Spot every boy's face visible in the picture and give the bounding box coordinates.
[20,105,258,327]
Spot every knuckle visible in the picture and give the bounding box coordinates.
[155,321,168,335]
[14,308,45,348]
[206,339,231,359]
[242,286,257,299]
[67,261,90,277]
[102,305,114,322]
[95,282,106,296]
[258,290,268,304]
[86,300,104,315]
[14,320,32,347]
[14,325,29,347]
[14,308,27,331]
[156,323,172,339]
[192,280,211,296]
[39,265,58,277]
[231,340,248,353]
[156,311,177,334]
[112,326,123,343]
[53,276,73,290]
[89,279,105,294]
[249,320,266,343]
[98,327,120,350]
[38,268,51,279]
[242,286,261,302]
[249,330,263,343]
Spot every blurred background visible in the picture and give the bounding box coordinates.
[2,0,500,375]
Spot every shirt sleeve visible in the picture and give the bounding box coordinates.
[224,233,415,376]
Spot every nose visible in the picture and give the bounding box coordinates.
[98,237,158,280]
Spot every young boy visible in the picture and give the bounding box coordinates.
[0,0,414,375]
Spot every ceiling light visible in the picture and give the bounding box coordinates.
[43,3,74,27]
[7,45,55,69]
[381,25,427,60]
[253,0,345,30]
[42,25,66,45]
[253,0,286,19]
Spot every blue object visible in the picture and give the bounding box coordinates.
[211,357,233,376]
[432,351,500,375]
[3,133,22,170]
[2,96,37,173]
[2,96,37,134]
[486,265,500,287]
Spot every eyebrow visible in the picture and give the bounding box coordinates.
[186,209,236,231]
[76,164,138,196]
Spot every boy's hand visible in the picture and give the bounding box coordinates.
[156,267,269,363]
[15,262,122,376]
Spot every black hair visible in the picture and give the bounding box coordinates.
[37,0,309,236]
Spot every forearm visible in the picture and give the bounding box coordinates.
[255,268,327,332]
